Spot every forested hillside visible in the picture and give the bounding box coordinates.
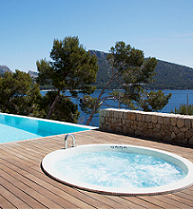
[149,60,193,89]
[2,50,193,90]
[89,50,193,90]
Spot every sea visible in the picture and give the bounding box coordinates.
[41,90,193,127]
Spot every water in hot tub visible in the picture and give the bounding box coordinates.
[54,151,186,189]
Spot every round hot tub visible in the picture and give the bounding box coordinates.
[42,144,193,195]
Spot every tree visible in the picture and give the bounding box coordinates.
[86,41,171,125]
[171,104,193,115]
[0,70,42,115]
[36,36,98,123]
[129,90,172,111]
[39,91,80,123]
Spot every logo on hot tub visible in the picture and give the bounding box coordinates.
[110,145,127,149]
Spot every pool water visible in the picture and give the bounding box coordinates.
[0,113,92,143]
[0,123,44,143]
[54,151,186,189]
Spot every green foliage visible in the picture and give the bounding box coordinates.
[90,50,193,90]
[105,41,163,107]
[37,36,98,95]
[109,90,171,112]
[39,91,80,123]
[36,36,98,121]
[79,95,99,115]
[86,41,171,125]
[0,70,42,115]
[122,58,157,100]
[172,104,193,115]
[137,90,172,111]
[109,90,137,109]
[28,83,45,117]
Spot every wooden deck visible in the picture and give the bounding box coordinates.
[0,130,193,208]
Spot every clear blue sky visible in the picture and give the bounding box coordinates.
[1,0,193,72]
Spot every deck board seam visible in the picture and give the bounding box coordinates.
[0,130,193,208]
[0,157,86,208]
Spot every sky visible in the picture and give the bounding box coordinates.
[0,0,193,72]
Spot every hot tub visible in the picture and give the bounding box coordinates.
[42,144,193,195]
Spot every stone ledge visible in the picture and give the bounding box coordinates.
[99,108,193,146]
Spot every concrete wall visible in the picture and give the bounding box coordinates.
[99,108,193,146]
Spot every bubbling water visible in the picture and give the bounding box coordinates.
[54,151,185,189]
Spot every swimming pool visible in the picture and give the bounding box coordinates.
[42,144,193,196]
[0,113,93,144]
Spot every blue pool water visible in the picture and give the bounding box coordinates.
[54,151,186,189]
[0,113,91,144]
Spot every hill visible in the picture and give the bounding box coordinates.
[28,70,38,78]
[0,65,12,74]
[149,60,193,89]
[89,50,193,90]
[2,51,193,90]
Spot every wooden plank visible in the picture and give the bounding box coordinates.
[0,149,143,209]
[175,189,193,201]
[167,194,193,208]
[157,194,192,209]
[0,166,71,208]
[123,196,163,209]
[0,149,141,209]
[0,144,39,166]
[2,139,121,208]
[0,161,78,209]
[79,190,130,209]
[139,195,179,209]
[24,173,103,208]
[0,158,97,208]
[2,142,47,162]
[0,169,50,208]
[0,180,35,208]
[0,194,16,209]
[0,130,193,208]
[172,192,193,207]
[114,196,147,209]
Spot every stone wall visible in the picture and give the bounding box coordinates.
[99,108,193,146]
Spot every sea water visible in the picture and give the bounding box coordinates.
[54,151,186,189]
[42,89,193,127]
